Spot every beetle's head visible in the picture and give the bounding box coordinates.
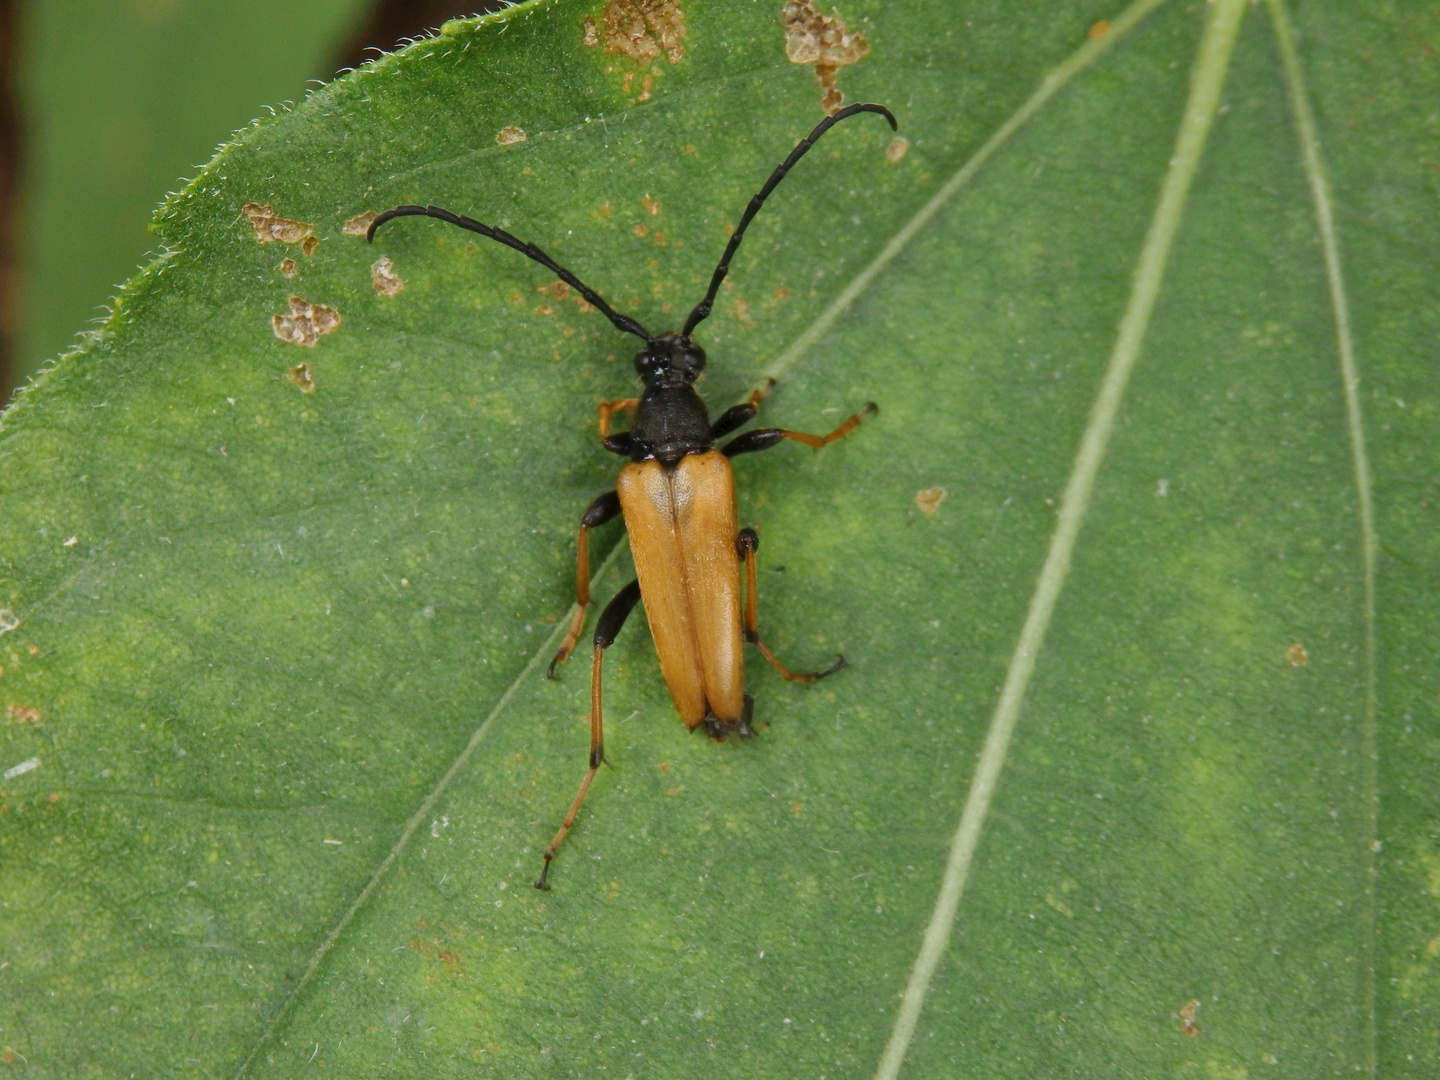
[634,332,706,388]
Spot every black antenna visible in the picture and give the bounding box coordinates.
[368,204,655,344]
[682,103,897,338]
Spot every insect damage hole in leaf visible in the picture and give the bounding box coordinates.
[782,0,870,115]
[371,256,404,297]
[272,296,341,347]
[341,210,378,236]
[584,0,686,102]
[242,202,317,252]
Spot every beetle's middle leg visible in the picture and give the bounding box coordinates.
[536,579,642,890]
[736,528,845,683]
[548,490,623,677]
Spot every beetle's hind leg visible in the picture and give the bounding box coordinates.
[548,490,623,678]
[736,528,846,683]
[702,693,755,742]
[537,579,643,890]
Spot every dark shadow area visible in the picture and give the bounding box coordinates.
[0,0,20,404]
[336,0,511,74]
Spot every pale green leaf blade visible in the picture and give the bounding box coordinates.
[1,2,1437,1078]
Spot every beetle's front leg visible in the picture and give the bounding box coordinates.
[722,400,876,457]
[710,378,776,440]
[598,398,640,455]
[737,528,845,682]
[548,490,623,677]
[536,579,643,890]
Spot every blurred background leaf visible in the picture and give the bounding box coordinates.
[2,0,505,398]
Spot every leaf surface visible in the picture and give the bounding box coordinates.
[1,1,1437,1077]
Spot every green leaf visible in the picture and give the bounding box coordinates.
[1,0,1436,1076]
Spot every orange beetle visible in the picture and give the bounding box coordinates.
[369,103,896,888]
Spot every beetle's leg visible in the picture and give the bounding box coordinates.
[548,490,623,678]
[536,579,643,890]
[710,378,777,439]
[598,398,641,454]
[736,528,845,683]
[722,401,876,457]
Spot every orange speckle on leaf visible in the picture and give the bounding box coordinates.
[1286,643,1309,667]
[1088,20,1111,39]
[1178,999,1200,1036]
[915,487,946,514]
[287,363,316,395]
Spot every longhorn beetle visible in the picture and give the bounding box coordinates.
[368,102,897,889]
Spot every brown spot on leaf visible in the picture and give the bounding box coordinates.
[886,135,910,163]
[371,256,404,296]
[1178,999,1200,1036]
[583,15,600,47]
[641,196,661,215]
[7,704,41,724]
[301,235,319,257]
[634,223,648,237]
[1286,643,1308,667]
[783,0,869,114]
[1088,19,1111,39]
[273,296,341,347]
[278,258,297,278]
[342,210,378,237]
[915,487,945,514]
[287,363,316,394]
[242,203,314,246]
[598,0,686,65]
[496,125,527,146]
